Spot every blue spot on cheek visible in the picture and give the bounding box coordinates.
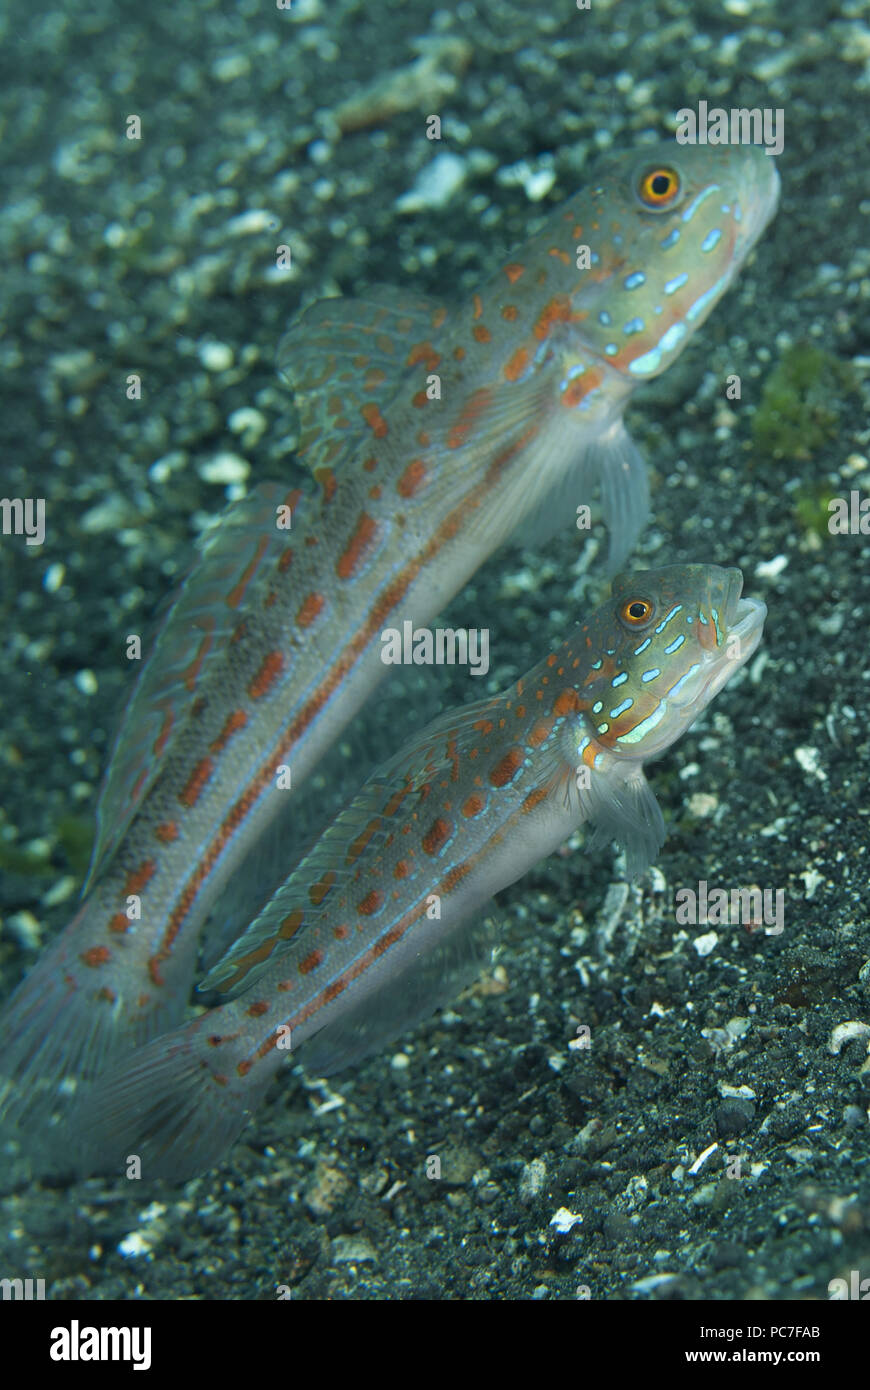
[623,317,644,335]
[605,343,619,357]
[701,228,722,253]
[664,272,689,295]
[660,228,680,250]
[623,271,646,290]
[598,310,612,326]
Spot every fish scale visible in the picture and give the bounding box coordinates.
[0,141,778,1149]
[71,564,766,1180]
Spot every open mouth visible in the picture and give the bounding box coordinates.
[726,594,767,656]
[737,158,781,262]
[668,577,766,721]
[679,589,766,715]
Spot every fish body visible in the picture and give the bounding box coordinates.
[0,143,778,1142]
[73,564,766,1179]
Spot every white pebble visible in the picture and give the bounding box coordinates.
[395,153,467,213]
[228,407,267,443]
[794,745,827,783]
[828,1021,870,1055]
[226,209,277,237]
[6,910,43,950]
[754,554,788,580]
[198,341,234,372]
[693,931,718,958]
[549,1207,583,1234]
[198,452,250,485]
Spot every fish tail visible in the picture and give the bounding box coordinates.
[0,900,186,1154]
[71,1011,274,1181]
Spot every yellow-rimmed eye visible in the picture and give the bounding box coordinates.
[637,166,681,209]
[620,596,654,625]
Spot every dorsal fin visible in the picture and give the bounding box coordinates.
[277,284,450,477]
[84,481,298,891]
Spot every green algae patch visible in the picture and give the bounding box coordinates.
[794,484,839,539]
[752,343,858,462]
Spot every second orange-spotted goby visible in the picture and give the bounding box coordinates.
[70,564,766,1180]
[0,142,778,1152]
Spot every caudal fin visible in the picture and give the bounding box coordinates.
[71,1015,275,1182]
[0,904,188,1168]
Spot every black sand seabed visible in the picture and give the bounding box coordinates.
[0,0,868,1300]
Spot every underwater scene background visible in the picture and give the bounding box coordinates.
[0,0,868,1301]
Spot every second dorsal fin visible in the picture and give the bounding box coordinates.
[84,481,298,891]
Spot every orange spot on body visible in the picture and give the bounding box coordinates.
[503,346,530,383]
[210,711,247,753]
[357,889,384,917]
[299,949,325,976]
[472,293,483,320]
[397,459,427,498]
[473,324,492,343]
[155,820,180,844]
[125,860,156,896]
[422,817,453,856]
[297,592,326,628]
[502,304,518,321]
[522,785,550,814]
[504,263,525,284]
[490,747,525,788]
[461,794,485,818]
[108,912,131,934]
[406,341,441,372]
[561,378,588,409]
[361,402,388,438]
[249,652,284,700]
[534,294,573,341]
[527,717,554,748]
[179,757,214,808]
[81,946,111,968]
[336,513,379,581]
[248,1000,270,1017]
